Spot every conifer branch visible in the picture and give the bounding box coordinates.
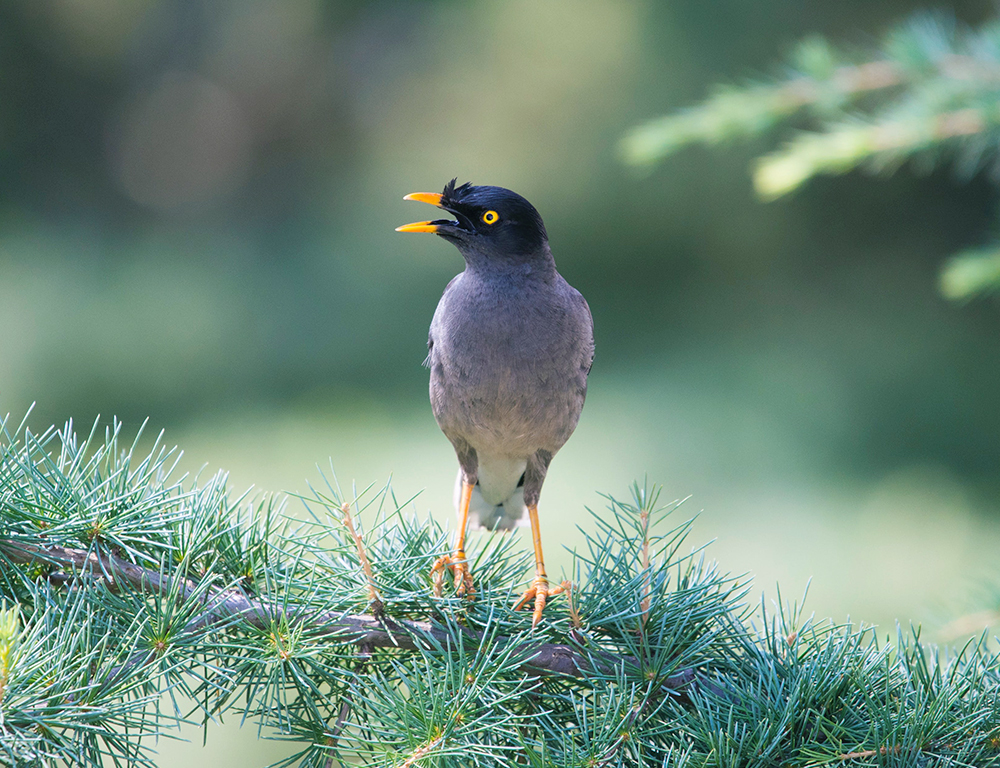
[4,414,1000,767]
[621,12,1000,299]
[0,538,698,688]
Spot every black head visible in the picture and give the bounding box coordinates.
[397,180,550,265]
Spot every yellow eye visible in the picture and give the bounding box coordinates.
[482,210,499,225]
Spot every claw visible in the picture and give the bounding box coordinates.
[430,479,476,599]
[514,577,569,627]
[430,554,474,598]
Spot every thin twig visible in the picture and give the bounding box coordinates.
[639,499,652,634]
[397,734,444,768]
[565,582,583,630]
[836,745,902,761]
[803,744,905,767]
[323,698,353,768]
[323,641,372,768]
[341,502,382,610]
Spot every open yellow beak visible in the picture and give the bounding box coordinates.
[395,220,439,233]
[402,192,443,205]
[396,192,445,233]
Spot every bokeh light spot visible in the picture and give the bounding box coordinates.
[109,74,253,212]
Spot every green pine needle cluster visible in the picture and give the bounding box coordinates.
[621,13,1000,301]
[2,411,1000,767]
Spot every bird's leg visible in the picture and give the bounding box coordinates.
[514,504,570,627]
[430,479,474,597]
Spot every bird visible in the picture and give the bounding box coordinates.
[396,179,594,626]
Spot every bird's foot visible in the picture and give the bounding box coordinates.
[430,554,474,598]
[514,576,570,628]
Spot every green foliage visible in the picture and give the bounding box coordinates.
[2,412,1000,766]
[622,13,1000,301]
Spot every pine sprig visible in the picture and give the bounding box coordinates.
[3,411,1000,766]
[621,12,1000,300]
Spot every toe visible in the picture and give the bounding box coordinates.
[514,578,570,626]
[429,556,475,599]
[531,589,547,628]
[454,562,474,596]
[513,587,536,612]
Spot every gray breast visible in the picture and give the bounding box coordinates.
[427,267,593,460]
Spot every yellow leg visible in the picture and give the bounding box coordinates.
[430,479,474,597]
[513,504,570,627]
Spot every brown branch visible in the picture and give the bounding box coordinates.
[0,539,700,694]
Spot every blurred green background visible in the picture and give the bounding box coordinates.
[3,1,1000,763]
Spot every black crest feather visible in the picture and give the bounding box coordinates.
[441,178,474,207]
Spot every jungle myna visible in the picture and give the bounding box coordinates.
[397,179,594,626]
